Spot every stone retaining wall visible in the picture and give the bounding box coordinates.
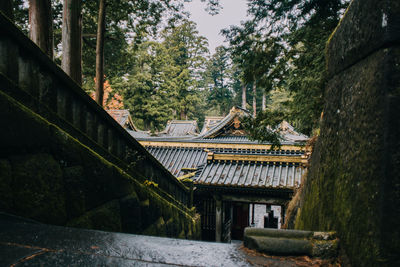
[291,0,400,265]
[0,89,200,239]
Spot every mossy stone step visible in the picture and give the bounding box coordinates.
[244,228,338,258]
[244,228,313,239]
[244,235,312,256]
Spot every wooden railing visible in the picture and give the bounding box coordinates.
[0,12,190,207]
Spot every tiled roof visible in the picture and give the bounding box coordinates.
[106,109,136,131]
[196,112,237,139]
[200,116,225,134]
[128,129,151,139]
[160,120,199,137]
[144,144,306,190]
[276,121,309,142]
[146,146,208,177]
[193,161,304,189]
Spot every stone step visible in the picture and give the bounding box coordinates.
[245,228,313,239]
[244,228,338,258]
[245,236,312,255]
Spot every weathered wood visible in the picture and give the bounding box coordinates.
[29,0,53,58]
[222,195,290,205]
[61,0,82,86]
[95,0,106,106]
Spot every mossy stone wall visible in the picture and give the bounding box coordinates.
[293,0,400,266]
[0,89,200,240]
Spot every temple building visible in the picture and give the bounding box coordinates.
[109,107,309,242]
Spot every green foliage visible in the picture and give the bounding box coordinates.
[114,20,208,131]
[204,46,233,115]
[80,0,186,93]
[223,0,349,136]
[241,110,285,150]
[160,20,209,121]
[12,0,28,34]
[119,41,177,131]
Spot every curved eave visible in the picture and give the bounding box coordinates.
[194,184,294,198]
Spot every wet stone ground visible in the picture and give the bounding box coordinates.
[0,213,337,266]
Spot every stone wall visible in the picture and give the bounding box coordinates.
[291,0,400,266]
[0,89,200,239]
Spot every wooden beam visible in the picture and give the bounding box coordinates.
[139,141,305,151]
[211,153,305,164]
[222,195,290,205]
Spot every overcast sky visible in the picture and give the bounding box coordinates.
[183,0,249,54]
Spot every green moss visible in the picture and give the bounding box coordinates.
[0,88,201,240]
[143,216,166,237]
[63,166,86,219]
[67,200,122,232]
[295,45,400,266]
[178,230,186,239]
[11,153,67,225]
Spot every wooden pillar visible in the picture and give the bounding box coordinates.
[215,198,222,242]
[281,204,286,228]
[251,203,255,226]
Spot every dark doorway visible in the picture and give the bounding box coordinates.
[231,203,249,240]
[199,198,215,241]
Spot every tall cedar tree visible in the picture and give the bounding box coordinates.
[95,0,106,106]
[205,46,233,116]
[162,20,209,120]
[61,0,82,85]
[29,0,53,58]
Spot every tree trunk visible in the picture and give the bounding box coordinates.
[0,0,13,20]
[61,0,82,86]
[29,0,53,58]
[95,0,106,106]
[241,84,246,109]
[180,109,186,120]
[262,90,266,111]
[252,81,257,117]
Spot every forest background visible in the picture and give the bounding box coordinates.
[8,0,349,136]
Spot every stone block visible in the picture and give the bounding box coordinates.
[10,153,67,225]
[326,0,400,77]
[67,200,122,232]
[244,236,312,256]
[119,193,142,234]
[244,228,313,239]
